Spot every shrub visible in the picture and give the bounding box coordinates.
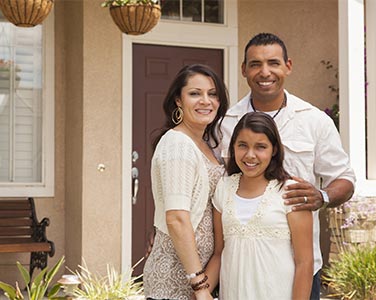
[322,244,376,300]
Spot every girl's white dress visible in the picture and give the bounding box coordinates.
[213,174,296,300]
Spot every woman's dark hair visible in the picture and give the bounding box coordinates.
[226,112,290,186]
[152,64,229,149]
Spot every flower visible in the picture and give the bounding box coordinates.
[102,0,158,8]
[0,59,11,71]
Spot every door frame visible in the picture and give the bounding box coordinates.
[121,1,239,272]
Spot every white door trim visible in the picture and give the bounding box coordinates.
[121,1,238,272]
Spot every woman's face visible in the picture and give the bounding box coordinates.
[234,128,274,180]
[176,73,220,129]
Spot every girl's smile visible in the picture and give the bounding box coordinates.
[234,128,275,180]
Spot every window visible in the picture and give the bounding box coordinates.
[160,0,224,24]
[0,11,54,196]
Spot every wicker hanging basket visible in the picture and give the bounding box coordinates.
[109,3,161,35]
[0,0,53,27]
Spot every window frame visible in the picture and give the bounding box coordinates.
[0,12,54,197]
[366,0,376,180]
[338,0,376,196]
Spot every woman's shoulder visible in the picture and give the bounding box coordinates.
[159,129,192,143]
[155,130,197,154]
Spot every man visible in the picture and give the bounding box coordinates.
[217,33,355,300]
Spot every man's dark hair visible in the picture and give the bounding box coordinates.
[243,33,289,64]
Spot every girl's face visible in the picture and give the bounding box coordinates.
[234,128,275,180]
[176,74,220,129]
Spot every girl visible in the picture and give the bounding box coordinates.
[211,112,313,299]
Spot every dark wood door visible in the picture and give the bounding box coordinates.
[132,44,223,275]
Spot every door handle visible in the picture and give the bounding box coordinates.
[132,151,139,163]
[132,167,139,205]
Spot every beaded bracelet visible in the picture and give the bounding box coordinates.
[191,274,208,289]
[186,268,206,280]
[192,282,210,292]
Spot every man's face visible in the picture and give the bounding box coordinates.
[241,44,292,103]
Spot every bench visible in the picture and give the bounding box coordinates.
[0,197,55,278]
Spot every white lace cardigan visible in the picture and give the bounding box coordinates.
[151,129,210,235]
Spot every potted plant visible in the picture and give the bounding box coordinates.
[0,256,64,300]
[101,0,161,35]
[68,258,144,299]
[0,0,54,27]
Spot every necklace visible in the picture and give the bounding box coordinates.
[250,93,287,119]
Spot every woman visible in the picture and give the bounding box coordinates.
[211,112,313,299]
[143,64,229,300]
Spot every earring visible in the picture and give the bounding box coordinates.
[172,106,183,125]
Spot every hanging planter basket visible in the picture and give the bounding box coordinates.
[0,0,53,27]
[109,3,161,35]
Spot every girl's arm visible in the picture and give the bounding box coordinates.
[287,210,313,300]
[205,208,224,293]
[166,210,213,300]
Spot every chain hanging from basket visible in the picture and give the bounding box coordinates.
[102,0,161,35]
[0,0,54,27]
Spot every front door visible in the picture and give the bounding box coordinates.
[132,44,223,275]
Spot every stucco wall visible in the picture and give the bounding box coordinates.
[63,0,84,273]
[80,0,123,273]
[238,0,338,110]
[62,0,123,275]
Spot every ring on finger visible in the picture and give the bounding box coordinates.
[303,196,308,204]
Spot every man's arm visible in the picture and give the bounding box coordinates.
[283,177,354,211]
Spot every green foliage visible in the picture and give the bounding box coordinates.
[101,0,158,8]
[0,256,64,300]
[71,258,144,300]
[322,244,376,300]
[321,60,340,130]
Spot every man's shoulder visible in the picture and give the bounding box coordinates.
[287,92,315,110]
[285,92,337,134]
[287,92,329,118]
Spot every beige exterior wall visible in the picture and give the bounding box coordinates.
[61,0,123,274]
[80,0,122,273]
[238,0,338,110]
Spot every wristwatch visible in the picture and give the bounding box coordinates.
[319,189,330,209]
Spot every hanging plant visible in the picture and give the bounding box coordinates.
[0,0,54,27]
[102,0,161,35]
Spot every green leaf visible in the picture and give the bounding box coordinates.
[45,257,65,284]
[16,262,30,286]
[0,281,17,299]
[33,267,47,287]
[47,283,62,298]
[39,257,65,299]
